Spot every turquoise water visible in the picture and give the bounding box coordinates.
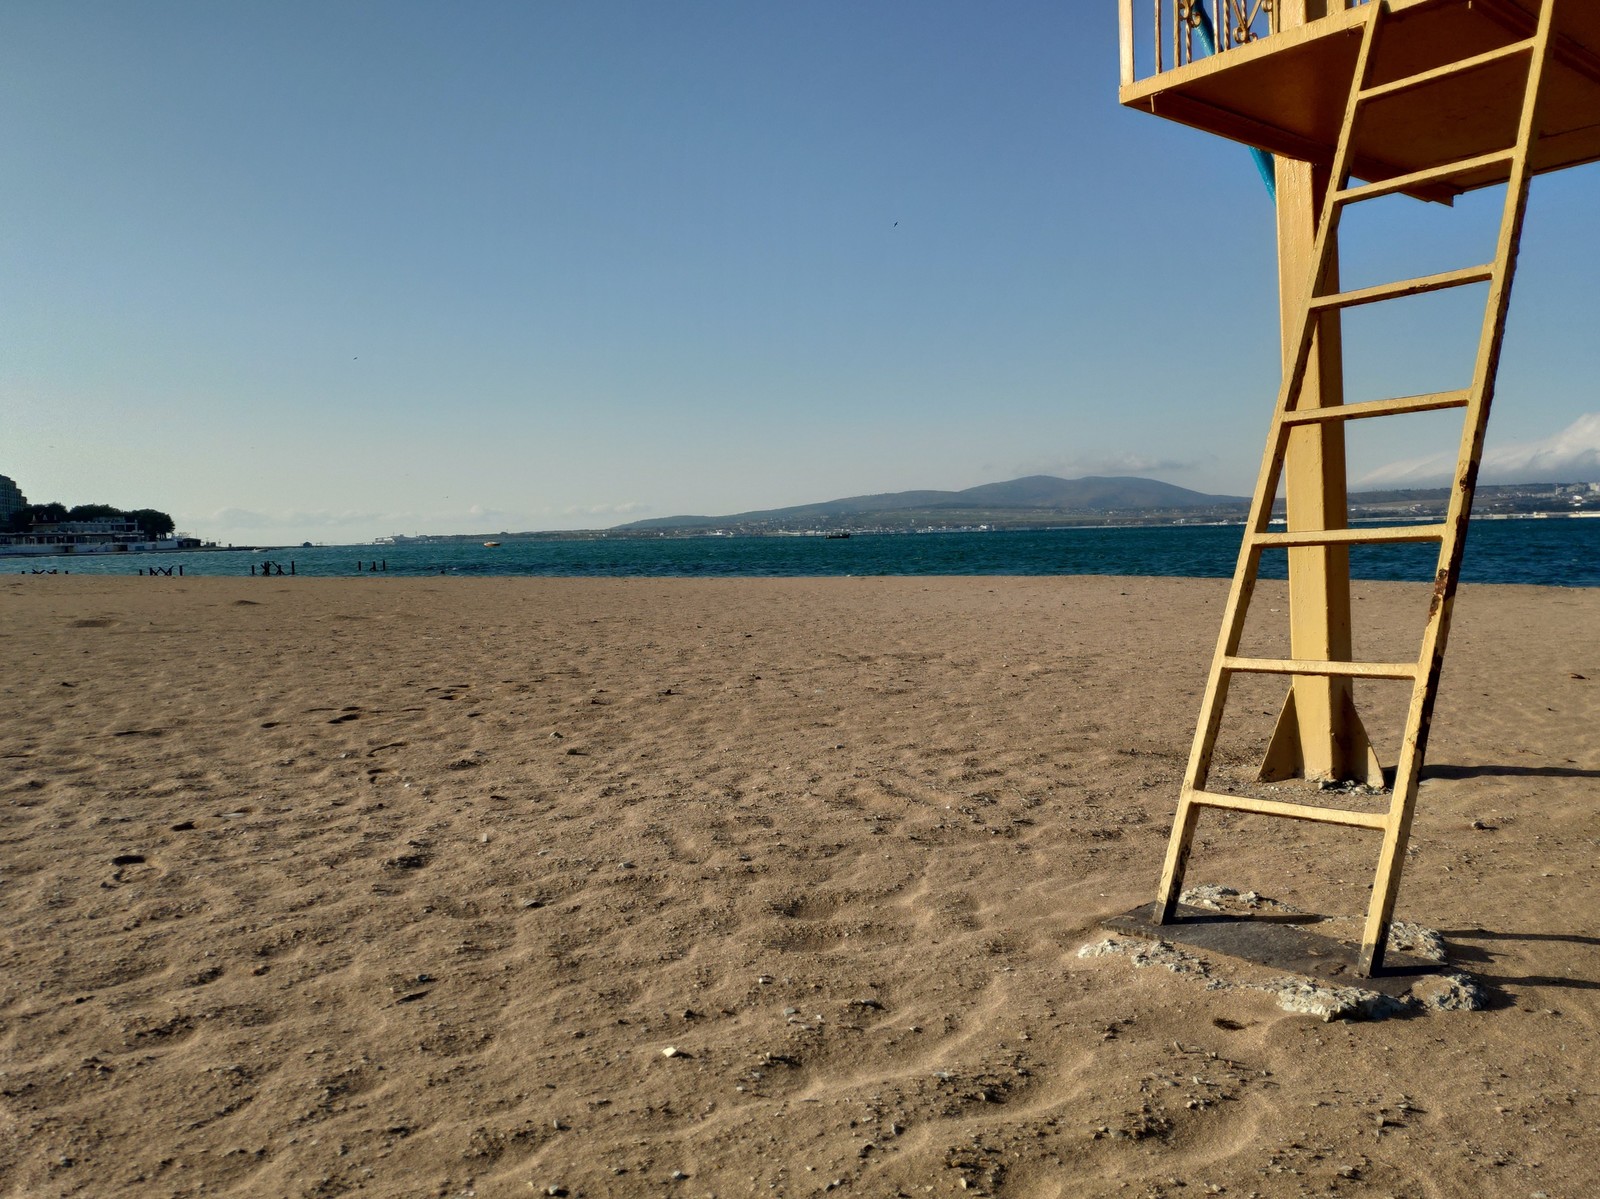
[14,519,1600,586]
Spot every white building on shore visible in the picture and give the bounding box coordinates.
[0,474,202,556]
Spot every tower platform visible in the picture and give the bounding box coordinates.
[1118,0,1600,199]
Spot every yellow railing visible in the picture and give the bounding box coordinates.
[1119,1,1372,86]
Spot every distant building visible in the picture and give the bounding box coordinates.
[1,515,188,555]
[0,474,25,523]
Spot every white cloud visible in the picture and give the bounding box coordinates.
[465,503,523,525]
[208,507,274,529]
[209,507,397,529]
[559,501,650,518]
[193,506,422,545]
[1357,413,1600,488]
[190,498,652,543]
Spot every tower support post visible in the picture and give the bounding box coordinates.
[1259,0,1383,786]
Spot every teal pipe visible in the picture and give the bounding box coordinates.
[1189,2,1278,199]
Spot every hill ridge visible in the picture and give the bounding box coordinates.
[617,475,1249,532]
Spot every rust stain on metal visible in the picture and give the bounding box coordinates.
[1428,568,1450,617]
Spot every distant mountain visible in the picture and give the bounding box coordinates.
[949,475,1240,510]
[616,475,1250,532]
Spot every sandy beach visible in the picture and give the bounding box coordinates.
[2,573,1597,1199]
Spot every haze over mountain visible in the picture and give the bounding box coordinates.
[617,475,1249,532]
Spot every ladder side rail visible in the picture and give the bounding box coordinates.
[1192,0,1387,774]
[1156,0,1387,923]
[1195,0,1386,760]
[1357,0,1560,975]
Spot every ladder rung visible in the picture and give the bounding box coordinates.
[1336,150,1516,206]
[1220,656,1419,681]
[1186,788,1389,831]
[1358,38,1536,104]
[1281,390,1470,426]
[1253,524,1447,549]
[1310,265,1494,312]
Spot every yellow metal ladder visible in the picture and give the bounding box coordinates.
[1154,0,1558,975]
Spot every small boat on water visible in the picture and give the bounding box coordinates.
[825,531,851,540]
[483,541,501,548]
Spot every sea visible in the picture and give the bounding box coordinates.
[13,518,1600,587]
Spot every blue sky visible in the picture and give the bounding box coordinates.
[4,1,1597,544]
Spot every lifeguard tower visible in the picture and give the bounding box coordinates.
[1113,0,1599,975]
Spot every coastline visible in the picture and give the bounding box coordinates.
[3,575,1597,1196]
[10,519,1600,586]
